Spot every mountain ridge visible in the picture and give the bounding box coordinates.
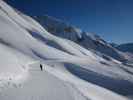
[116,43,133,53]
[33,15,128,62]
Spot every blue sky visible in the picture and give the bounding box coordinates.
[6,0,133,44]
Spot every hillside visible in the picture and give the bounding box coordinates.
[0,1,132,100]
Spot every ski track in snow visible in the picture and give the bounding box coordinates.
[0,63,89,100]
[0,62,128,100]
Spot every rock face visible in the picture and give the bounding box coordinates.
[34,15,126,62]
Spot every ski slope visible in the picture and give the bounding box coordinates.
[0,0,132,100]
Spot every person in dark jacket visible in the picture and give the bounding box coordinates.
[40,64,43,71]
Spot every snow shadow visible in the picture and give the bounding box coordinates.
[65,63,133,96]
[29,31,76,55]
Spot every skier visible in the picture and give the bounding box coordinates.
[40,64,43,71]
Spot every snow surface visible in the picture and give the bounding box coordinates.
[0,0,132,100]
[35,15,129,63]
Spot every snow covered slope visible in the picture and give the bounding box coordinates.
[0,0,132,100]
[34,15,128,62]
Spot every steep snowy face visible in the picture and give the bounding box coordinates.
[0,0,104,76]
[0,1,133,100]
[34,15,127,62]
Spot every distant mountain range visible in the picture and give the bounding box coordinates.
[116,43,133,54]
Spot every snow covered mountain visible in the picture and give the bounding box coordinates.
[0,0,133,100]
[34,15,128,62]
[115,43,133,64]
[116,43,133,54]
